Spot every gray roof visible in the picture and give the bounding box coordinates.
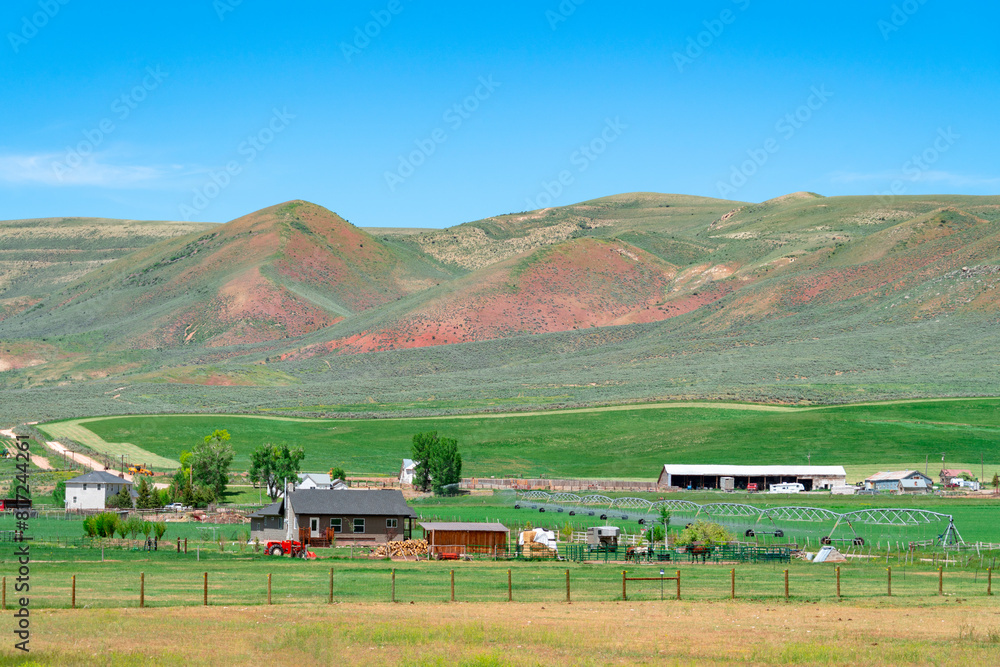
[419,522,509,533]
[298,473,332,485]
[66,470,132,485]
[249,501,283,518]
[253,489,416,518]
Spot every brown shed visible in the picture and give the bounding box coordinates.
[419,522,510,556]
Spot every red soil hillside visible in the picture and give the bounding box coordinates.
[308,238,728,356]
[49,201,453,349]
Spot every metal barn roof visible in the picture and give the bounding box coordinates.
[865,470,931,482]
[659,465,846,476]
[419,522,509,533]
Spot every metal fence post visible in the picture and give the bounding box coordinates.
[939,567,943,596]
[887,567,891,597]
[2,576,5,610]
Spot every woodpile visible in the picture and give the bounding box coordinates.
[373,539,429,558]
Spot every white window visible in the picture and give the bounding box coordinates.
[330,518,342,533]
[386,518,398,529]
[83,484,87,490]
[353,518,365,533]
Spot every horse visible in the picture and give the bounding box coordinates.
[626,546,649,563]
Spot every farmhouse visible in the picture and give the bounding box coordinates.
[64,471,135,511]
[419,522,510,556]
[864,470,934,494]
[656,465,847,491]
[249,488,416,546]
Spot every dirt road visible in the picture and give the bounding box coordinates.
[0,427,54,470]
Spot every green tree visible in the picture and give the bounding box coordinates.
[992,473,999,494]
[328,466,347,484]
[248,443,306,501]
[135,476,158,509]
[156,488,171,507]
[153,521,167,541]
[674,520,733,547]
[411,432,437,492]
[169,450,194,502]
[430,436,462,496]
[192,430,235,499]
[106,484,133,509]
[52,480,66,506]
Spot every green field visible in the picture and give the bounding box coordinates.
[39,397,1000,482]
[8,544,999,610]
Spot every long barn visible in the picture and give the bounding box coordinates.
[657,465,847,491]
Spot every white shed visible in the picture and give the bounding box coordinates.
[64,471,135,510]
[399,459,418,485]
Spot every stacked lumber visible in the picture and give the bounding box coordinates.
[373,539,429,558]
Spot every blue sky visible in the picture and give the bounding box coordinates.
[1,1,998,228]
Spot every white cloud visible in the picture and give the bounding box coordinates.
[0,152,175,188]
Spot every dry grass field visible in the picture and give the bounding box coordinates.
[5,599,1000,665]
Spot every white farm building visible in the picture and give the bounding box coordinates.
[64,470,135,510]
[657,465,847,491]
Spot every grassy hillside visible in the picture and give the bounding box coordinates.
[3,192,1000,420]
[39,398,1000,482]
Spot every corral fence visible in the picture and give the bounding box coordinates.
[12,560,998,610]
[465,478,661,492]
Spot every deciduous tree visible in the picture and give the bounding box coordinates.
[249,443,306,501]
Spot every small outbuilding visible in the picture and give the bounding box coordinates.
[418,522,510,556]
[940,469,973,484]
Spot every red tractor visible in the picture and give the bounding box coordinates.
[265,540,317,559]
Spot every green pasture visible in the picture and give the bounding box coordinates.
[38,398,1000,482]
[7,544,999,609]
[413,491,1000,544]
